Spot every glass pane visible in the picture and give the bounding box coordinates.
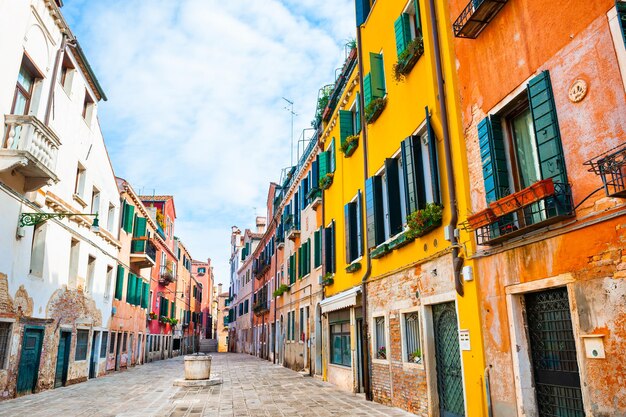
[17,67,33,91]
[341,323,350,333]
[13,91,28,116]
[342,335,351,366]
[332,335,342,364]
[512,108,541,189]
[405,313,421,362]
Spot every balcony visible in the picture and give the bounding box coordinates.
[474,182,574,246]
[130,237,157,268]
[253,255,271,278]
[584,142,626,198]
[159,265,176,285]
[307,187,322,210]
[1,115,60,191]
[284,215,300,241]
[453,0,509,39]
[253,301,269,316]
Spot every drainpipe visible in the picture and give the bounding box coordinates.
[356,24,373,401]
[428,0,464,296]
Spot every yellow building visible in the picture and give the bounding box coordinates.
[318,0,487,415]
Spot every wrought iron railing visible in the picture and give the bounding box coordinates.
[453,0,509,39]
[475,183,574,245]
[583,142,626,198]
[131,237,157,261]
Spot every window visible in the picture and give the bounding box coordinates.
[329,310,351,367]
[298,239,311,278]
[60,55,75,95]
[86,255,95,294]
[29,223,46,277]
[100,332,108,358]
[244,299,249,314]
[74,164,86,199]
[82,90,94,123]
[374,316,387,360]
[91,188,100,215]
[110,332,117,354]
[363,53,386,109]
[299,307,304,342]
[11,57,41,117]
[114,265,124,300]
[323,221,336,274]
[394,0,423,57]
[75,329,89,361]
[339,98,361,155]
[0,322,11,369]
[68,238,80,288]
[345,192,363,264]
[402,312,421,363]
[314,228,322,268]
[122,332,127,351]
[107,203,116,232]
[198,267,206,274]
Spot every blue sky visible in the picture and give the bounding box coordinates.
[61,0,355,285]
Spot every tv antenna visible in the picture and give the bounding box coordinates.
[282,97,297,166]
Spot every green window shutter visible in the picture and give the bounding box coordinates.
[345,202,358,263]
[478,116,509,203]
[385,158,403,236]
[339,110,354,147]
[363,73,373,108]
[141,281,149,309]
[171,301,175,318]
[136,276,143,306]
[123,203,135,233]
[401,135,426,214]
[414,0,423,37]
[329,138,336,173]
[425,107,441,205]
[394,13,411,56]
[290,312,295,341]
[298,246,303,279]
[370,53,386,98]
[356,190,363,258]
[307,239,311,274]
[115,265,125,300]
[365,176,385,248]
[126,272,134,304]
[527,70,567,186]
[314,229,322,268]
[355,92,362,134]
[133,216,147,238]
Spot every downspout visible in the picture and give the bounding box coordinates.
[356,24,373,401]
[428,0,464,296]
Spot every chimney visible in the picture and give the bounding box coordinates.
[218,283,223,294]
[256,216,267,233]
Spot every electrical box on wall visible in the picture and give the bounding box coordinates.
[462,265,473,281]
[581,335,605,359]
[459,329,470,351]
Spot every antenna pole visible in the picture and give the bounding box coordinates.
[283,97,296,166]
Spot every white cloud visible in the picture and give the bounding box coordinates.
[63,0,355,285]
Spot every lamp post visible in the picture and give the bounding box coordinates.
[19,212,100,232]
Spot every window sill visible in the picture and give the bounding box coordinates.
[401,361,425,370]
[73,193,88,208]
[328,362,352,370]
[372,358,390,365]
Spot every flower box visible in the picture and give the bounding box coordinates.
[345,262,361,273]
[341,135,359,157]
[467,208,497,230]
[388,232,414,251]
[320,173,334,190]
[321,277,334,287]
[394,37,424,81]
[371,243,390,259]
[365,97,387,124]
[489,179,556,216]
[406,204,443,239]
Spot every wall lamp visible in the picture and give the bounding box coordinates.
[19,212,100,233]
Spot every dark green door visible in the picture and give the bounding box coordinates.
[525,288,584,417]
[17,328,43,395]
[433,302,465,417]
[89,331,99,379]
[54,331,71,388]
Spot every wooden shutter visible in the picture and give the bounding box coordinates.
[355,92,362,134]
[385,158,403,236]
[318,152,329,185]
[171,301,175,318]
[126,272,135,304]
[344,203,352,263]
[478,116,510,203]
[314,228,322,267]
[394,14,411,56]
[142,281,149,309]
[330,221,336,273]
[363,73,373,108]
[329,138,336,173]
[355,0,371,26]
[365,176,385,248]
[311,160,319,190]
[425,107,441,205]
[356,190,363,258]
[133,216,147,237]
[414,0,423,37]
[345,202,358,263]
[401,135,426,213]
[339,110,354,147]
[135,275,142,305]
[370,53,386,98]
[527,70,567,186]
[323,224,336,274]
[115,265,124,300]
[123,202,135,233]
[298,246,302,279]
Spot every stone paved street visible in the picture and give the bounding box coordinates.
[0,353,415,417]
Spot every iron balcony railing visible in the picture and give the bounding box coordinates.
[453,0,509,39]
[475,183,574,245]
[583,142,626,198]
[130,237,157,261]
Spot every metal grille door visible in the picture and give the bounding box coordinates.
[433,302,465,417]
[525,288,584,417]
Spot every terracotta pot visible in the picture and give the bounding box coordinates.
[467,208,497,229]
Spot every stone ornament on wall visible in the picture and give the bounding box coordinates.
[568,79,588,103]
[14,285,33,317]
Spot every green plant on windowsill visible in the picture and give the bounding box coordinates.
[319,173,334,190]
[273,283,290,298]
[393,36,425,82]
[169,318,178,326]
[377,346,387,360]
[365,97,387,124]
[406,203,443,240]
[345,262,361,273]
[340,134,359,157]
[409,348,422,364]
[149,311,158,320]
[321,272,334,287]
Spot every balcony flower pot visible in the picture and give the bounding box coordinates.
[340,135,359,157]
[345,262,361,273]
[406,203,443,240]
[393,37,424,82]
[518,179,555,206]
[388,232,414,251]
[321,273,334,287]
[365,97,387,124]
[371,243,390,259]
[320,173,334,190]
[273,284,290,298]
[467,208,497,230]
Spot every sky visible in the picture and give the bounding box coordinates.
[61,0,355,286]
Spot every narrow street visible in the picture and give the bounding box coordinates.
[0,354,414,417]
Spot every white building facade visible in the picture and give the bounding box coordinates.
[0,0,119,398]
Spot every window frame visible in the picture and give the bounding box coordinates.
[0,320,13,369]
[75,328,90,361]
[399,307,424,367]
[329,318,351,367]
[371,313,389,363]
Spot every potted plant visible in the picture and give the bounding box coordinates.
[467,208,497,230]
[169,318,178,326]
[370,243,390,259]
[340,134,359,157]
[517,179,555,206]
[393,37,425,82]
[321,273,334,287]
[273,283,290,298]
[149,311,158,320]
[319,173,334,190]
[406,203,443,239]
[365,97,387,124]
[345,262,361,273]
[377,346,387,360]
[409,349,422,363]
[160,316,169,324]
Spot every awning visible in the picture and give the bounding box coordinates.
[320,286,361,314]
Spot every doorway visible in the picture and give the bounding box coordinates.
[433,302,465,417]
[17,328,44,395]
[115,332,122,371]
[54,331,71,388]
[356,318,365,393]
[89,331,99,378]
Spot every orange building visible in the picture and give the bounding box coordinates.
[449,0,626,415]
